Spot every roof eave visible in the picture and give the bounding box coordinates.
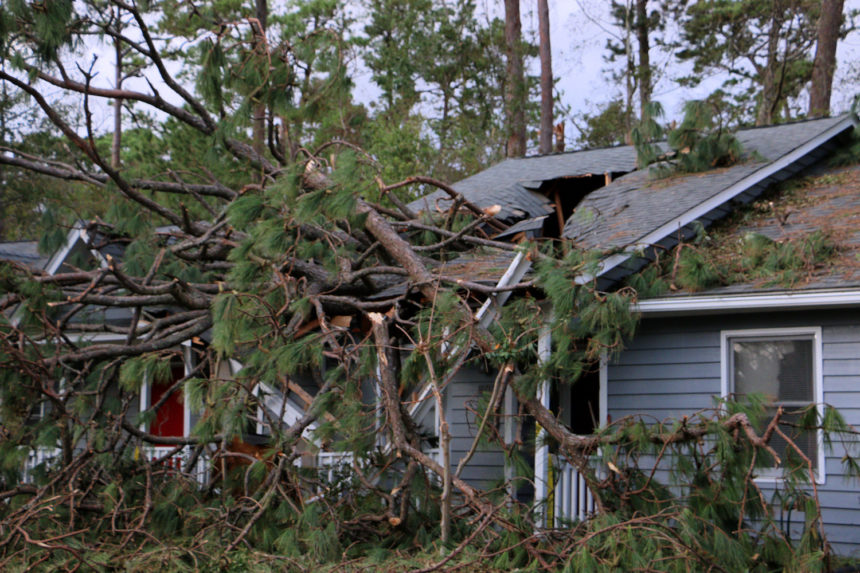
[635,287,860,317]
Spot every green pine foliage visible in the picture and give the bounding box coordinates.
[634,99,744,178]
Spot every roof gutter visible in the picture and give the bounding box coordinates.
[634,288,860,316]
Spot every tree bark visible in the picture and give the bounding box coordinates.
[809,0,844,118]
[635,0,651,118]
[112,16,122,169]
[504,0,526,157]
[252,0,268,155]
[537,0,553,155]
[755,6,783,126]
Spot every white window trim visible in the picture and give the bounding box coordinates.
[720,327,825,485]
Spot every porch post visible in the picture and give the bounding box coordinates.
[534,321,552,527]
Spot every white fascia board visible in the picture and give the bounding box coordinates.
[635,288,860,316]
[44,226,85,276]
[408,250,532,418]
[577,116,856,286]
[476,250,533,329]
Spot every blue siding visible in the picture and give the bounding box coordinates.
[439,367,507,489]
[608,309,860,554]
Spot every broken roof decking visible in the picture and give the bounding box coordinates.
[408,145,640,223]
[368,251,519,300]
[563,114,856,288]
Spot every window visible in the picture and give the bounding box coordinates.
[722,328,823,481]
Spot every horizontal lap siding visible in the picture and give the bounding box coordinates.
[609,320,720,422]
[608,310,860,553]
[445,367,507,489]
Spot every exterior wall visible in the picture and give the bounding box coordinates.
[607,308,860,554]
[414,365,508,490]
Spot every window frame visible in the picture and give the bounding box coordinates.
[720,327,825,484]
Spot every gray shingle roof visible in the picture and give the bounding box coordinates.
[409,145,640,223]
[0,241,48,269]
[656,162,860,297]
[563,115,854,253]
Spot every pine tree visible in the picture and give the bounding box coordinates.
[671,0,820,126]
[809,0,846,118]
[0,1,857,570]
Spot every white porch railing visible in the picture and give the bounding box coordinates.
[549,455,596,527]
[22,448,60,483]
[317,451,355,484]
[143,445,209,485]
[316,446,443,485]
[20,446,209,485]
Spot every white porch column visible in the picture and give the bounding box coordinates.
[534,321,552,527]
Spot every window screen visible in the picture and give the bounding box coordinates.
[730,336,817,469]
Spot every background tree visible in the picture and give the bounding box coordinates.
[672,0,819,126]
[504,0,527,157]
[538,0,554,155]
[808,0,845,117]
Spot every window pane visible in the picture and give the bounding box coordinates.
[732,339,813,402]
[765,407,818,468]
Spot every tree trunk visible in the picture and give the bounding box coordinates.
[252,0,268,155]
[624,3,635,143]
[755,6,782,126]
[537,0,553,155]
[635,0,651,118]
[809,0,844,118]
[112,21,122,169]
[504,0,526,157]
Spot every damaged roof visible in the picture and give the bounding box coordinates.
[679,162,860,296]
[563,114,856,287]
[0,240,49,269]
[564,115,853,250]
[409,144,639,223]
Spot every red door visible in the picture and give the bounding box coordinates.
[149,361,185,437]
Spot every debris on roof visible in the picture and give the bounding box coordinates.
[564,115,852,252]
[647,162,860,297]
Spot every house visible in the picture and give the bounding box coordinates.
[0,225,313,483]
[412,113,860,552]
[4,110,859,552]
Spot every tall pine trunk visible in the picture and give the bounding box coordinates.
[635,0,651,118]
[755,7,782,126]
[809,0,844,118]
[112,18,122,169]
[252,0,268,155]
[504,0,526,157]
[538,0,553,155]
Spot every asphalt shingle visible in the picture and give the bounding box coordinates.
[563,115,852,251]
[409,145,640,223]
[0,241,48,269]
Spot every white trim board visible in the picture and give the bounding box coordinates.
[635,288,860,316]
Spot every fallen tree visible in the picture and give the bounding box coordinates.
[1,1,859,570]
